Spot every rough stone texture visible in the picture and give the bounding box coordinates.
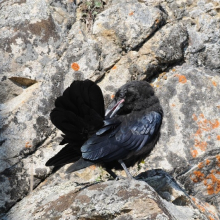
[93,2,166,50]
[99,22,188,100]
[93,1,167,71]
[144,64,220,218]
[2,177,208,220]
[1,0,220,219]
[60,21,102,85]
[0,79,23,103]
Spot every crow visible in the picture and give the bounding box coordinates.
[46,80,163,179]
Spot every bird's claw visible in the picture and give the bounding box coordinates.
[115,176,134,181]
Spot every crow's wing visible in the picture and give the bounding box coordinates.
[81,111,162,162]
[46,80,105,167]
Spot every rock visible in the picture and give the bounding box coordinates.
[142,64,220,217]
[99,22,188,101]
[1,0,220,219]
[0,0,70,214]
[146,0,220,74]
[93,1,167,70]
[0,79,23,104]
[93,2,166,50]
[0,129,65,215]
[60,21,102,85]
[2,177,208,220]
[139,169,219,220]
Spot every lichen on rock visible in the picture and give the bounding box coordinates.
[1,0,220,219]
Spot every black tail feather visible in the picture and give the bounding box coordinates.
[46,143,82,167]
[46,80,105,169]
[66,157,95,173]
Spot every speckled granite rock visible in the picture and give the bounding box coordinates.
[1,0,220,219]
[2,177,209,220]
[98,22,188,99]
[146,64,220,218]
[93,1,167,70]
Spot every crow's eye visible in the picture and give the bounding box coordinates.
[119,93,124,99]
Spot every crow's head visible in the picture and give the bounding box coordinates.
[105,81,160,118]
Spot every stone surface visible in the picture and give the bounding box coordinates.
[93,2,166,50]
[2,177,208,220]
[144,64,220,217]
[93,1,167,71]
[0,79,23,104]
[99,22,188,100]
[1,0,220,219]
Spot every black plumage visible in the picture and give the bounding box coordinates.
[46,80,163,178]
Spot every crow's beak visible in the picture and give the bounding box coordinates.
[105,99,125,118]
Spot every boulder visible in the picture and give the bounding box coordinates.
[2,174,209,220]
[1,0,220,219]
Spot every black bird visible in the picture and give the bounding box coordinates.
[46,80,163,179]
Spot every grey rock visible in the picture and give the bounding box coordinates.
[93,2,166,50]
[0,0,70,214]
[99,23,188,100]
[0,0,220,219]
[60,21,102,84]
[2,178,208,220]
[93,2,167,70]
[0,79,23,104]
[142,64,220,217]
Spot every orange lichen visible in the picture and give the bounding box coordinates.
[211,120,220,129]
[159,72,166,78]
[190,197,205,212]
[111,94,115,99]
[194,139,207,151]
[112,65,117,70]
[129,11,134,16]
[202,169,220,195]
[191,149,198,158]
[212,81,217,87]
[216,155,220,164]
[192,114,198,121]
[198,162,204,169]
[172,68,176,72]
[155,19,160,24]
[89,165,96,170]
[191,170,205,182]
[217,135,220,140]
[174,74,187,83]
[191,197,217,220]
[191,197,196,202]
[192,114,220,157]
[203,172,220,195]
[175,124,180,129]
[194,118,219,134]
[200,113,204,118]
[206,159,210,165]
[25,142,32,148]
[196,204,205,212]
[71,62,80,71]
[195,128,202,136]
[171,103,176,107]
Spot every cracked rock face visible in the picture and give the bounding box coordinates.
[1,0,220,219]
[2,177,208,220]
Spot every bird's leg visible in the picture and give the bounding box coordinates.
[118,159,133,179]
[105,168,118,179]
